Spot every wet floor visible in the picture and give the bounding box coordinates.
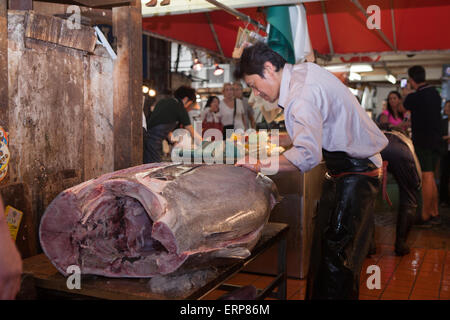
[203,200,450,300]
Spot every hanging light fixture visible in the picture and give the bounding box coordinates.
[385,74,397,84]
[192,58,203,72]
[348,72,362,81]
[149,89,156,97]
[142,85,149,94]
[213,64,224,76]
[350,64,373,73]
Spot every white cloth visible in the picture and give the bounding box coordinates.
[218,99,245,130]
[361,87,375,110]
[248,92,280,123]
[201,109,221,123]
[188,108,202,124]
[289,4,313,63]
[142,111,147,130]
[278,63,388,172]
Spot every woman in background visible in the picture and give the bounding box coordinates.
[201,96,223,140]
[379,91,411,134]
[218,83,246,139]
[201,96,221,123]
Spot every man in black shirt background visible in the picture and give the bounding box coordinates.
[403,65,442,225]
[144,86,199,163]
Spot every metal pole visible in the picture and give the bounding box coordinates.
[321,1,334,55]
[390,0,397,51]
[205,12,224,57]
[205,0,266,31]
[142,30,231,62]
[350,0,396,51]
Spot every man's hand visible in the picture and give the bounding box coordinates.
[0,199,23,300]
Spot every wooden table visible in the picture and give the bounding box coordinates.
[22,223,289,300]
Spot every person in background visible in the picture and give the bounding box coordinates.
[380,130,422,256]
[187,101,202,126]
[233,82,255,129]
[234,42,388,300]
[143,86,201,163]
[0,197,22,300]
[379,91,411,134]
[439,100,450,207]
[376,99,388,124]
[201,96,221,123]
[201,96,223,139]
[403,65,442,225]
[218,83,246,139]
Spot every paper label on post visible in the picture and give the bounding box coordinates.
[5,206,23,241]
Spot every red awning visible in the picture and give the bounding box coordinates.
[142,0,450,59]
[142,8,266,59]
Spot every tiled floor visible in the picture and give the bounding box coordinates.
[202,204,450,300]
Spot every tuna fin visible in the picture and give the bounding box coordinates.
[212,247,251,259]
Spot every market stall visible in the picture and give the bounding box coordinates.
[1,0,450,303]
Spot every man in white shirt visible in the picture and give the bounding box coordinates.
[234,42,388,300]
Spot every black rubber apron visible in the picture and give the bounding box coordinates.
[306,150,381,300]
[143,123,177,163]
[380,131,422,255]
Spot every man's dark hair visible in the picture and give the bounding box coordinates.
[408,65,426,83]
[234,42,286,79]
[174,86,196,102]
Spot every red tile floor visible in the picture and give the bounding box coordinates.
[203,204,450,300]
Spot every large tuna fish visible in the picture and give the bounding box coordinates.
[39,163,279,278]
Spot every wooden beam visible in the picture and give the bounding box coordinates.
[24,12,97,53]
[75,0,131,7]
[33,1,113,26]
[112,1,143,170]
[0,0,7,130]
[8,0,32,10]
[30,0,131,8]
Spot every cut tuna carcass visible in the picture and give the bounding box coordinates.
[39,163,279,278]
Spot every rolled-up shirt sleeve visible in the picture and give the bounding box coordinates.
[283,97,323,172]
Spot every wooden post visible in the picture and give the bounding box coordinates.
[112,0,143,170]
[0,0,7,130]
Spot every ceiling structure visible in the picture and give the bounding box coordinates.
[31,0,450,83]
[141,0,310,16]
[141,0,450,83]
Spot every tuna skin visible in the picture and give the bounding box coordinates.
[39,163,279,278]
